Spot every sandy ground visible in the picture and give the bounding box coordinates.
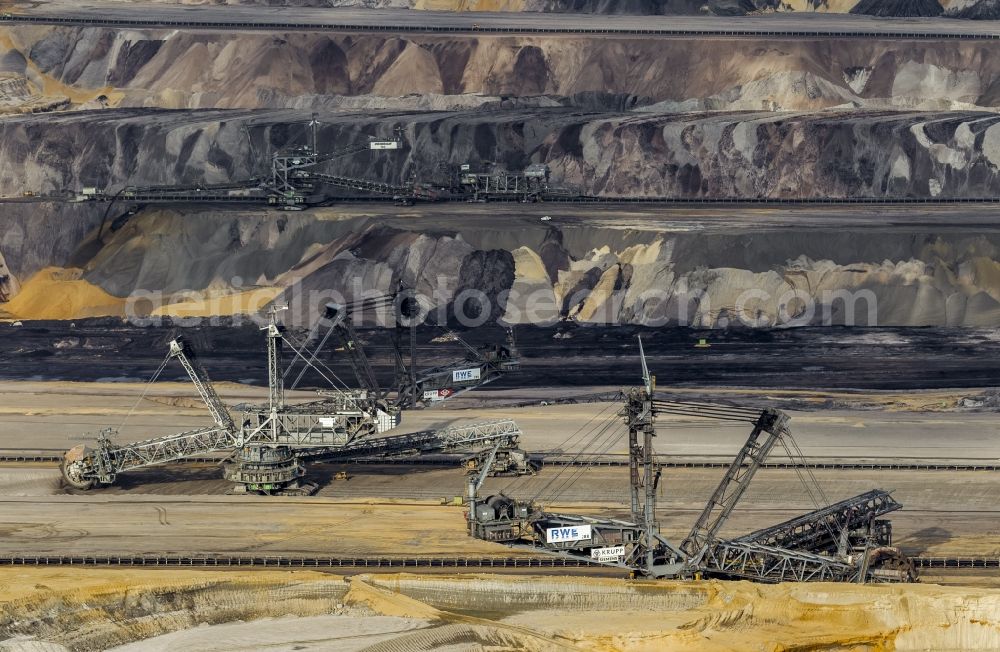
[0,268,125,321]
[3,380,1000,463]
[0,494,509,557]
[0,464,994,558]
[0,376,996,652]
[0,381,997,563]
[107,614,430,652]
[3,568,1000,651]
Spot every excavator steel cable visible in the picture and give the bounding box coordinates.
[287,325,339,391]
[651,400,761,422]
[285,332,354,394]
[434,326,489,363]
[652,407,761,421]
[776,436,846,549]
[652,408,762,423]
[529,410,623,502]
[521,411,620,501]
[493,402,627,497]
[781,434,844,534]
[542,422,628,504]
[538,401,621,459]
[652,397,760,410]
[117,351,172,430]
[779,435,832,508]
[653,405,760,417]
[289,328,333,389]
[531,419,622,504]
[334,293,397,315]
[653,398,759,412]
[283,293,398,391]
[541,420,624,501]
[283,321,323,385]
[279,334,354,399]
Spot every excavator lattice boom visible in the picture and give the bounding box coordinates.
[466,336,917,584]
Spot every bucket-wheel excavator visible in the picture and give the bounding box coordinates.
[77,115,408,210]
[467,338,917,584]
[61,303,533,494]
[314,293,520,410]
[61,307,399,494]
[74,116,572,210]
[298,294,532,475]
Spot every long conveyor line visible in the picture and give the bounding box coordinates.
[2,452,998,471]
[0,554,993,570]
[11,195,1000,206]
[6,13,1000,40]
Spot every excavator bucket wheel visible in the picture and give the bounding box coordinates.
[868,547,919,583]
[60,458,96,491]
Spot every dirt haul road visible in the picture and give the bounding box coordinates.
[0,466,995,562]
[0,383,997,567]
[10,1,1000,37]
[3,381,1000,461]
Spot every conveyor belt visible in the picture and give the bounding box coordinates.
[3,452,999,471]
[6,12,1000,40]
[0,553,992,570]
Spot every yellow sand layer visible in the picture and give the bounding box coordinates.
[0,267,126,320]
[0,266,285,320]
[0,567,336,605]
[5,569,999,651]
[362,574,1000,652]
[149,286,285,318]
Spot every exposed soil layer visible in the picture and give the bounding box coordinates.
[9,203,1000,329]
[6,108,1000,200]
[948,0,1000,17]
[851,0,944,16]
[9,28,1000,111]
[2,570,999,651]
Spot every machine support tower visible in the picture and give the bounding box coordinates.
[624,337,660,575]
[266,307,286,422]
[409,320,418,407]
[628,420,641,520]
[642,417,656,574]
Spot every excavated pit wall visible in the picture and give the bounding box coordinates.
[0,203,105,283]
[7,204,1000,327]
[365,574,713,612]
[4,108,1000,200]
[9,27,1000,111]
[6,571,1000,652]
[357,574,1000,650]
[0,572,351,651]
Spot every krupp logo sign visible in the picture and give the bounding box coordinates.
[545,524,593,544]
[590,545,626,563]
